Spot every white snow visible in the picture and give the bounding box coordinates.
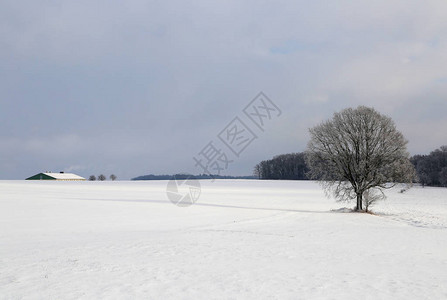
[29,172,86,180]
[1,180,446,299]
[40,172,85,180]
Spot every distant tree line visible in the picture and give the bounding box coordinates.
[253,146,447,188]
[410,146,447,187]
[89,174,117,181]
[253,153,309,180]
[132,174,256,180]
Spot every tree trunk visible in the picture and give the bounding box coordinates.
[356,193,363,211]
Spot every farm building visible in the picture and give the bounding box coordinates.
[26,172,86,181]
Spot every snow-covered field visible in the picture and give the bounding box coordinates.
[1,180,446,299]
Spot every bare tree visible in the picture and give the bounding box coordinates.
[411,146,447,187]
[89,175,96,181]
[439,167,447,187]
[362,188,384,213]
[306,106,416,211]
[253,164,262,179]
[110,174,117,181]
[254,153,309,180]
[98,174,106,181]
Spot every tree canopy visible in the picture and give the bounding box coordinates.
[411,146,447,187]
[253,153,309,180]
[306,106,416,211]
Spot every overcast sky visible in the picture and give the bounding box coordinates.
[1,0,447,180]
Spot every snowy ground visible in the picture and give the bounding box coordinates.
[1,180,446,299]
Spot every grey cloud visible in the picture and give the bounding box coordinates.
[1,0,447,179]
